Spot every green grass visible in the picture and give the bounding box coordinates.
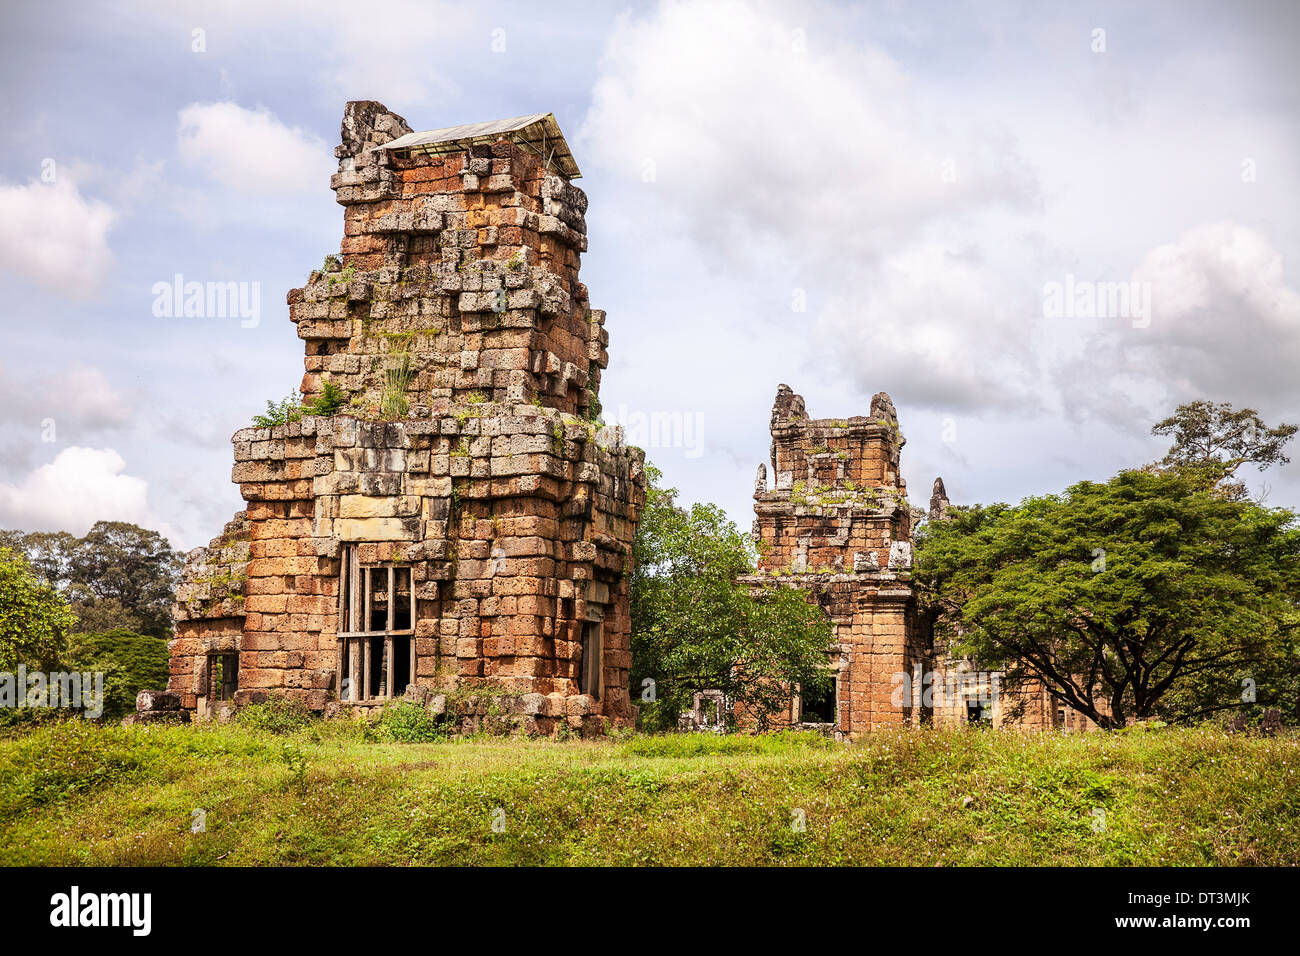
[0,722,1295,866]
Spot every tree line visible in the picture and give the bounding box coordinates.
[632,401,1300,730]
[0,522,182,721]
[1,401,1295,732]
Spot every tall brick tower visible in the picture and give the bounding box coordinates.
[737,385,929,735]
[161,103,645,735]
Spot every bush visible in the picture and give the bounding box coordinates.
[305,379,347,417]
[252,391,303,428]
[375,700,446,742]
[235,698,315,735]
[65,628,168,721]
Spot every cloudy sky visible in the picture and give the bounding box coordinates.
[1,0,1297,550]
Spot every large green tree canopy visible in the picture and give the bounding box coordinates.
[0,547,76,671]
[630,465,834,730]
[915,469,1300,728]
[0,521,181,637]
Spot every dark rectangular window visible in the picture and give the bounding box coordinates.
[580,620,602,700]
[799,670,838,724]
[337,546,415,702]
[208,653,238,702]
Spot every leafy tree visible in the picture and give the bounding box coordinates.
[1153,400,1297,488]
[0,522,181,638]
[630,465,834,731]
[64,522,182,638]
[65,628,169,720]
[915,469,1300,728]
[67,597,144,635]
[0,547,76,670]
[0,529,76,586]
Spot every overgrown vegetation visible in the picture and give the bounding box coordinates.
[915,401,1300,728]
[306,379,348,416]
[0,547,75,671]
[1,721,1294,866]
[631,463,834,731]
[253,390,304,428]
[1,522,182,639]
[380,350,413,421]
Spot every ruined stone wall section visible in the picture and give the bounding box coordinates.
[220,382,644,719]
[755,385,913,575]
[162,102,645,733]
[168,512,250,709]
[291,102,605,420]
[740,385,925,738]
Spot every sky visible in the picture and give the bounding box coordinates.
[0,0,1297,550]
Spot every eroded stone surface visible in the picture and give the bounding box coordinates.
[161,102,645,735]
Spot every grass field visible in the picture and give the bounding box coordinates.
[1,715,1296,866]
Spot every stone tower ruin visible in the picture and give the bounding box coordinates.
[736,385,930,735]
[160,103,646,734]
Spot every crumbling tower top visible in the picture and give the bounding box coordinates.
[290,101,604,419]
[378,112,580,180]
[753,384,912,575]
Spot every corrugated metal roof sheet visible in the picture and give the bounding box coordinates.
[378,112,580,179]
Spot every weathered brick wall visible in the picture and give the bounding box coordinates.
[170,512,249,713]
[292,101,603,419]
[738,385,926,737]
[164,101,645,733]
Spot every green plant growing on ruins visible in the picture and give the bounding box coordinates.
[304,379,348,417]
[380,350,413,421]
[253,390,304,428]
[467,390,488,404]
[584,382,603,423]
[551,421,565,456]
[376,700,447,742]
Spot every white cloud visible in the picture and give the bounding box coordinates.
[0,364,132,434]
[581,1,1037,269]
[580,0,1044,415]
[815,237,1042,412]
[0,179,114,298]
[177,101,335,195]
[0,447,173,540]
[1073,222,1300,419]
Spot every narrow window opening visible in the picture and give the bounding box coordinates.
[580,620,602,700]
[208,653,238,702]
[338,546,415,702]
[799,674,837,723]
